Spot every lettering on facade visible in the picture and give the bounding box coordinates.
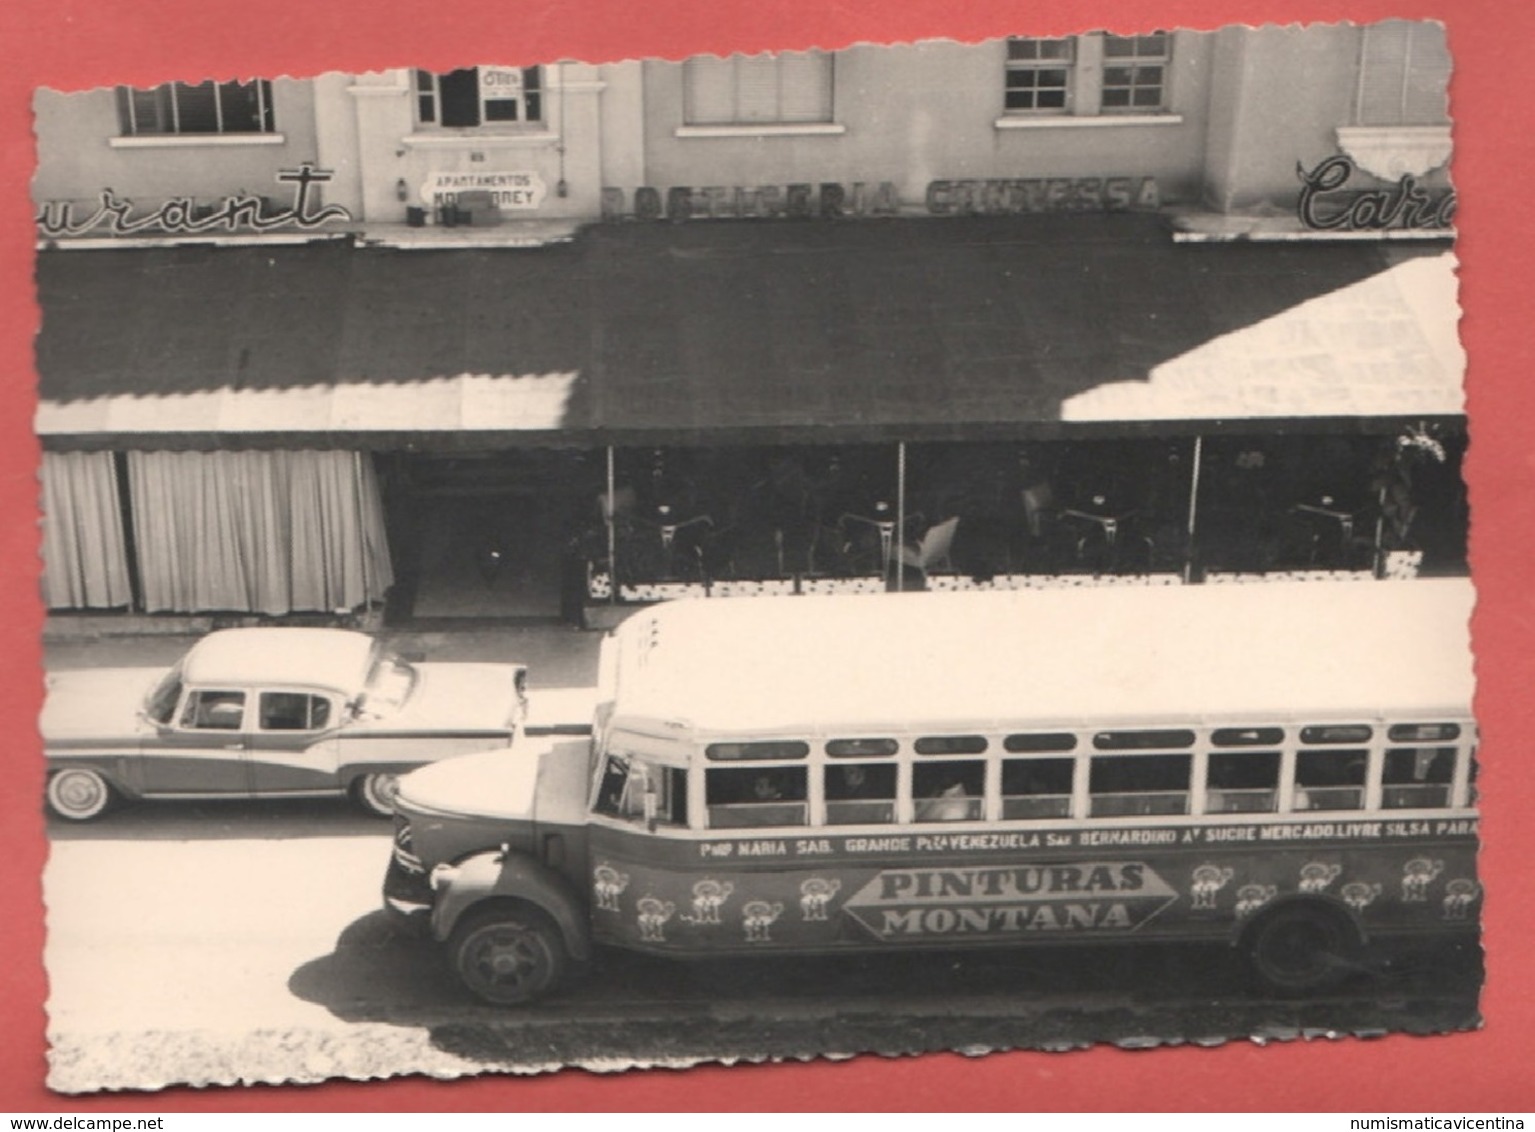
[843,862,1177,940]
[1296,154,1456,232]
[35,163,352,239]
[601,176,1161,222]
[925,177,1160,215]
[601,182,902,222]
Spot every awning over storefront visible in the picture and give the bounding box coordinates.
[34,214,1462,450]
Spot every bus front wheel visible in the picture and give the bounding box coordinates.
[448,904,568,1006]
[1244,903,1361,993]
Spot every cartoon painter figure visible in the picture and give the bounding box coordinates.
[742,900,785,943]
[592,863,630,912]
[682,878,735,924]
[799,877,842,921]
[636,896,676,942]
[1341,882,1382,912]
[1298,862,1342,894]
[1401,857,1445,902]
[1189,864,1234,910]
[1442,879,1481,922]
[1234,884,1277,919]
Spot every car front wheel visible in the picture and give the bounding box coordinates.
[46,768,115,821]
[449,905,568,1006]
[351,772,400,818]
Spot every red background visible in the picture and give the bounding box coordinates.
[1,0,1529,1112]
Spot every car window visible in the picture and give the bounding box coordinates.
[259,692,332,732]
[179,689,247,731]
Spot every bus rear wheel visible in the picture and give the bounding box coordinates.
[449,905,567,1006]
[1245,903,1361,993]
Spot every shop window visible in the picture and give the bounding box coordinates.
[415,67,543,128]
[1355,21,1450,126]
[116,80,275,136]
[1005,32,1171,118]
[683,51,834,126]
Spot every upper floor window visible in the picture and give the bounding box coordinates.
[1355,21,1450,126]
[116,80,275,136]
[1100,33,1171,111]
[684,51,834,126]
[415,67,543,128]
[1004,32,1171,118]
[1005,37,1074,112]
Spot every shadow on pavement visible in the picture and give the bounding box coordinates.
[46,795,395,841]
[288,911,1484,1071]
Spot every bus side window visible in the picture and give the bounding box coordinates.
[1000,757,1073,820]
[1205,751,1280,814]
[1292,749,1368,812]
[912,761,984,822]
[1382,746,1456,809]
[824,762,896,825]
[706,765,808,829]
[1089,753,1191,818]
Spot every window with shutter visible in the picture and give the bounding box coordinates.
[683,52,834,126]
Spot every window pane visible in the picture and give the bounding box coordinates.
[1094,729,1195,750]
[778,51,833,123]
[826,738,898,758]
[706,766,807,828]
[182,690,246,730]
[438,68,480,127]
[484,99,522,122]
[705,740,809,761]
[1004,732,1077,753]
[174,81,220,133]
[1294,749,1367,811]
[825,762,896,825]
[1212,726,1286,747]
[217,80,265,132]
[1089,754,1190,816]
[914,735,988,755]
[684,57,735,124]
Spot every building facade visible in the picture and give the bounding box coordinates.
[32,23,1464,625]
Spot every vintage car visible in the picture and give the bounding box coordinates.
[42,626,530,821]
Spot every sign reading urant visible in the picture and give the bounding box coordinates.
[1296,154,1456,232]
[36,163,352,239]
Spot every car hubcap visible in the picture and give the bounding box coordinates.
[472,929,544,992]
[57,773,103,812]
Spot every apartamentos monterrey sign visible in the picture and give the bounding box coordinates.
[35,164,352,238]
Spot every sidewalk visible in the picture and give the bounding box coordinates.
[42,619,604,689]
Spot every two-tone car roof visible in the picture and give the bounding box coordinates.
[179,627,378,694]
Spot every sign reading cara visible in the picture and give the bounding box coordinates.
[422,171,547,210]
[845,861,1177,941]
[1296,154,1455,232]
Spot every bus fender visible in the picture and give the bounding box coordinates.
[430,849,591,962]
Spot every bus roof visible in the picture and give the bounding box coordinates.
[607,580,1476,736]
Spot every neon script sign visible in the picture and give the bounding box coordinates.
[36,164,352,238]
[1296,154,1456,232]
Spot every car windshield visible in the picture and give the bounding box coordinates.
[357,652,418,718]
[144,666,184,725]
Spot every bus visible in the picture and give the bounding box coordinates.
[383,579,1478,1005]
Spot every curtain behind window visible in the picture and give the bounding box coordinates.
[127,449,393,615]
[40,451,133,610]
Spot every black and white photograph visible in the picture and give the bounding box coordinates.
[31,20,1479,1096]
